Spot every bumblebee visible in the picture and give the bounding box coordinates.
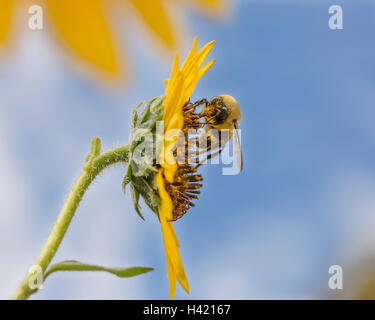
[192,95,243,171]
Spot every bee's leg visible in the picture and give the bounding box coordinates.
[197,127,218,164]
[195,147,224,169]
[192,98,208,109]
[206,147,224,161]
[188,99,208,114]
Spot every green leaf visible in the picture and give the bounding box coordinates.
[44,260,154,280]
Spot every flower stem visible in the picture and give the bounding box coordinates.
[11,144,130,300]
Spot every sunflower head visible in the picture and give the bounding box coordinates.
[123,37,215,299]
[123,96,205,222]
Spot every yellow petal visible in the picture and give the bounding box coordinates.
[0,0,14,44]
[183,65,200,102]
[169,54,180,88]
[181,39,214,82]
[46,0,121,78]
[164,70,184,125]
[167,220,181,248]
[162,162,178,183]
[199,59,216,79]
[196,40,215,67]
[161,218,190,296]
[180,36,198,73]
[165,112,184,133]
[166,254,177,300]
[161,38,215,181]
[128,0,176,48]
[156,170,174,221]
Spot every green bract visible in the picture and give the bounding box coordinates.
[123,96,165,220]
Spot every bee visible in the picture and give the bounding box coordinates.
[192,95,243,171]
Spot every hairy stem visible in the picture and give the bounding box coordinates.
[11,144,130,300]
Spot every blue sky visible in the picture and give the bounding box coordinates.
[1,0,375,299]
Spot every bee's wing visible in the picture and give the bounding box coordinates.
[233,120,243,172]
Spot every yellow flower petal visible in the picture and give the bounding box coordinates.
[46,0,121,78]
[0,0,14,44]
[164,68,184,126]
[180,36,198,73]
[165,112,184,133]
[163,163,178,183]
[199,59,216,79]
[161,218,189,298]
[166,254,177,300]
[196,40,216,67]
[128,0,177,49]
[166,219,181,248]
[156,170,174,221]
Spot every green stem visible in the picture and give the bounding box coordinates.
[11,144,130,300]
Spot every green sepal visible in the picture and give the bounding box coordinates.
[124,96,165,221]
[84,137,102,170]
[130,183,145,220]
[122,163,133,194]
[131,175,160,215]
[131,101,144,132]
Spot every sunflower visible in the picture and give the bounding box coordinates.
[157,37,215,299]
[123,37,215,299]
[0,0,224,82]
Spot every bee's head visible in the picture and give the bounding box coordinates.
[205,95,242,127]
[217,95,242,122]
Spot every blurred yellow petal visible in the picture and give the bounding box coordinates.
[128,0,176,48]
[191,0,228,17]
[0,0,14,44]
[46,0,121,78]
[196,0,222,8]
